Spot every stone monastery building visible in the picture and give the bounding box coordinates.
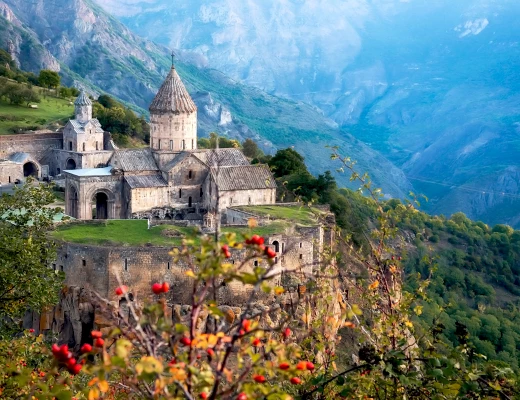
[0,66,277,221]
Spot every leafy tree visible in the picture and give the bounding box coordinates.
[22,87,40,106]
[0,48,15,69]
[269,148,308,177]
[0,180,64,322]
[97,94,119,109]
[38,70,60,89]
[242,138,262,158]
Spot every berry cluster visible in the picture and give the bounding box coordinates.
[51,344,82,375]
[151,282,170,295]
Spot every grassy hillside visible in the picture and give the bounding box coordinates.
[0,92,73,134]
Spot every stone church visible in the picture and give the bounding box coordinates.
[62,66,277,221]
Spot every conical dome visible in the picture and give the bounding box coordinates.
[149,67,197,114]
[74,90,92,106]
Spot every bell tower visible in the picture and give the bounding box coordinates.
[149,64,198,152]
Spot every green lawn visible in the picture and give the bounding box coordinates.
[235,205,321,225]
[0,93,73,134]
[52,219,292,247]
[51,220,199,247]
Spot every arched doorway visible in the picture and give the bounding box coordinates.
[272,240,280,253]
[23,162,38,177]
[66,159,76,170]
[92,192,108,219]
[68,186,78,219]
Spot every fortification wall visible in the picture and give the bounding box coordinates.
[0,132,62,161]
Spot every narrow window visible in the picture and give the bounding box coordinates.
[282,243,285,252]
[299,254,303,260]
[8,176,11,183]
[52,263,56,270]
[169,140,173,150]
[299,242,302,248]
[167,261,170,270]
[192,139,194,149]
[182,140,185,150]
[124,258,128,271]
[57,169,60,175]
[254,260,258,267]
[230,198,233,204]
[275,257,278,263]
[188,196,192,207]
[96,141,99,150]
[200,188,203,197]
[248,197,251,204]
[82,259,86,267]
[188,170,193,180]
[69,142,72,151]
[60,265,64,272]
[158,139,161,150]
[179,189,182,198]
[82,143,85,151]
[151,138,153,148]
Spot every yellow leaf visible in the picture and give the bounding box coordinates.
[88,388,100,400]
[248,218,258,228]
[98,380,109,393]
[88,378,99,387]
[116,339,132,359]
[344,321,356,328]
[185,270,196,278]
[368,280,380,290]
[405,321,413,328]
[274,287,285,295]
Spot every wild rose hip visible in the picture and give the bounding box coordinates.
[115,285,128,295]
[306,361,315,371]
[265,247,276,259]
[80,343,92,353]
[253,374,266,383]
[70,364,82,375]
[94,338,104,347]
[282,327,291,338]
[290,377,302,384]
[296,361,307,370]
[91,330,102,339]
[180,337,192,346]
[252,337,261,347]
[152,283,163,294]
[162,282,170,293]
[237,393,247,400]
[279,362,290,370]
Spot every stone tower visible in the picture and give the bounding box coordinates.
[74,91,92,123]
[149,66,198,152]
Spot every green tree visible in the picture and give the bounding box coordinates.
[21,87,40,107]
[0,180,64,321]
[38,69,60,89]
[269,147,308,177]
[242,138,262,158]
[97,94,119,109]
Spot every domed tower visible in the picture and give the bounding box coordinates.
[149,66,198,152]
[74,90,92,123]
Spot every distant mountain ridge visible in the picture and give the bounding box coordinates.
[0,0,411,198]
[96,0,520,227]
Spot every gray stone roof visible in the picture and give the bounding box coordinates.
[69,118,104,134]
[149,67,197,114]
[163,152,191,171]
[110,149,158,172]
[192,148,249,167]
[125,174,168,188]
[74,91,92,106]
[9,152,33,164]
[211,165,277,191]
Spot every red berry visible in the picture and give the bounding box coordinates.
[29,328,35,333]
[59,345,70,359]
[200,393,208,399]
[81,343,92,353]
[245,238,252,245]
[51,343,60,356]
[306,361,315,371]
[94,338,104,348]
[237,393,247,400]
[253,374,266,383]
[207,348,215,357]
[279,362,290,370]
[70,364,82,375]
[180,337,191,346]
[115,285,128,296]
[296,361,307,370]
[283,327,291,339]
[252,338,261,347]
[290,377,302,385]
[152,283,163,294]
[251,235,264,245]
[91,330,102,339]
[162,282,170,293]
[239,329,245,336]
[66,358,76,368]
[221,245,231,258]
[242,319,251,332]
[265,247,276,259]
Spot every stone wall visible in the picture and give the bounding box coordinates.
[128,186,170,214]
[0,132,62,160]
[50,149,112,175]
[150,112,197,153]
[0,161,23,184]
[62,122,104,153]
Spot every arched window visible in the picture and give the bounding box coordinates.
[188,170,192,180]
[169,140,173,150]
[200,187,203,197]
[272,241,280,252]
[179,189,182,198]
[69,142,72,151]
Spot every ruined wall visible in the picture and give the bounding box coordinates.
[0,161,23,184]
[0,132,62,160]
[168,156,208,209]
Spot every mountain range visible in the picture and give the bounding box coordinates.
[2,0,520,226]
[95,0,520,227]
